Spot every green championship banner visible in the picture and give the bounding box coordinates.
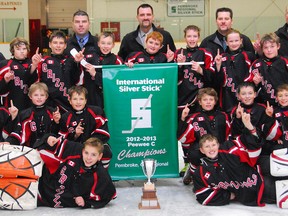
[103,63,178,180]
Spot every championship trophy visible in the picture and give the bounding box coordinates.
[138,158,160,209]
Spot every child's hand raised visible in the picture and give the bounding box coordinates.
[31,47,42,65]
[181,104,190,121]
[214,49,222,72]
[75,120,84,139]
[74,48,85,62]
[235,102,244,119]
[265,101,273,117]
[8,100,18,120]
[166,44,175,62]
[177,49,186,63]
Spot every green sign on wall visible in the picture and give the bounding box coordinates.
[103,63,179,180]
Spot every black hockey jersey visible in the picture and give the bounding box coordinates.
[193,130,264,206]
[245,56,288,106]
[0,58,38,111]
[18,105,59,148]
[37,137,116,208]
[77,51,123,108]
[217,49,256,113]
[38,54,80,112]
[230,103,281,142]
[175,47,215,108]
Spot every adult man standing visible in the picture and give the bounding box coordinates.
[200,7,254,57]
[64,10,99,56]
[275,6,288,57]
[118,3,176,61]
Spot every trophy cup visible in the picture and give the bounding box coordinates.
[138,158,160,209]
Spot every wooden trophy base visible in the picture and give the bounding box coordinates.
[139,183,160,209]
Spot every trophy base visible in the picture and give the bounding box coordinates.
[139,183,160,209]
[138,198,160,209]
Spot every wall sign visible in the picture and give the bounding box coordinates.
[167,0,205,17]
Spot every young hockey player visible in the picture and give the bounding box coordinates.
[126,31,174,65]
[79,31,123,108]
[193,112,265,206]
[230,82,281,154]
[38,31,80,112]
[175,25,215,114]
[16,82,61,148]
[0,37,41,111]
[175,25,215,177]
[37,136,116,208]
[58,85,112,168]
[178,88,230,184]
[245,32,288,106]
[214,29,256,113]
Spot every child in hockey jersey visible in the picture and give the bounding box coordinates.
[230,82,281,154]
[193,111,265,206]
[214,29,256,113]
[126,31,174,65]
[37,136,116,208]
[245,32,288,106]
[0,37,41,111]
[17,82,61,148]
[265,83,288,149]
[80,31,123,108]
[175,25,215,114]
[59,85,112,168]
[38,31,80,112]
[177,88,230,184]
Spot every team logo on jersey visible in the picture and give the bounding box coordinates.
[47,60,54,64]
[12,65,19,70]
[197,117,204,121]
[204,171,210,179]
[275,112,282,118]
[138,58,145,63]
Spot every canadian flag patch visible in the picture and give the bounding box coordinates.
[13,65,19,70]
[275,112,282,118]
[68,160,75,167]
[86,54,93,58]
[138,58,145,63]
[198,117,204,121]
[204,172,210,179]
[47,60,54,64]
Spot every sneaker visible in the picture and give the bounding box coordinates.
[183,168,192,185]
[179,163,189,177]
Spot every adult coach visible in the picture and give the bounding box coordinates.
[200,7,254,57]
[64,10,99,56]
[275,6,288,57]
[118,3,176,61]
